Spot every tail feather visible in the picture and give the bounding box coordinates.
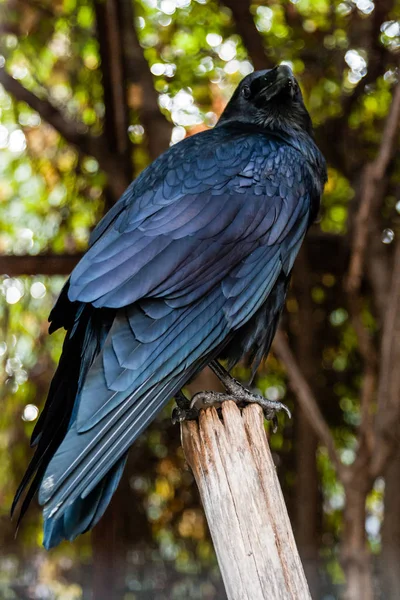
[12,297,115,537]
[43,452,127,549]
[15,282,234,547]
[38,316,233,523]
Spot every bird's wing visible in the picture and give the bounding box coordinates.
[68,130,309,309]
[39,132,312,523]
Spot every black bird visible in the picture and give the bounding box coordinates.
[13,65,326,548]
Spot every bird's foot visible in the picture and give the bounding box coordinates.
[171,391,199,424]
[172,364,291,431]
[204,360,290,431]
[190,386,290,432]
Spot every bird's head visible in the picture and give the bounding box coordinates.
[218,65,313,136]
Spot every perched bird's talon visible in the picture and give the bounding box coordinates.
[190,391,224,411]
[271,416,278,434]
[172,406,199,424]
[172,394,199,423]
[262,400,291,424]
[176,362,292,430]
[281,403,292,420]
[171,407,185,425]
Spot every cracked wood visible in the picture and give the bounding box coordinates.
[181,401,310,600]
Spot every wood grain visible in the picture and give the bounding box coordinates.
[181,401,311,600]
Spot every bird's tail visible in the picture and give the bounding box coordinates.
[12,297,126,548]
[43,453,127,548]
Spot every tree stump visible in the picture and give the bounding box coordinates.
[181,401,311,600]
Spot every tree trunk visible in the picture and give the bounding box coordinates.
[181,401,311,600]
[293,249,321,598]
[92,491,124,600]
[381,441,400,599]
[295,410,320,598]
[341,481,374,600]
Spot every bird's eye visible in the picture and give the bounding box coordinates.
[242,86,251,100]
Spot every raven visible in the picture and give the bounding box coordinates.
[13,65,326,548]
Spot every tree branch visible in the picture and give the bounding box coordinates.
[221,0,274,71]
[371,240,400,478]
[126,1,172,159]
[365,221,392,321]
[94,0,132,186]
[273,330,347,482]
[292,250,322,599]
[346,80,400,294]
[0,66,129,200]
[346,292,377,453]
[315,1,395,175]
[0,233,346,277]
[340,0,395,127]
[0,254,81,276]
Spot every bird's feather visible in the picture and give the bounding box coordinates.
[68,131,310,309]
[14,118,325,547]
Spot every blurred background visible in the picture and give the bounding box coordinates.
[0,0,400,598]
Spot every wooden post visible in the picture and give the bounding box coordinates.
[181,400,311,600]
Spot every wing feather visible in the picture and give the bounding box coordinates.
[35,128,316,532]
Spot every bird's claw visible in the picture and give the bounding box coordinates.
[171,391,199,424]
[260,399,291,433]
[188,389,291,431]
[171,405,199,424]
[190,391,226,411]
[172,391,224,423]
[172,377,291,430]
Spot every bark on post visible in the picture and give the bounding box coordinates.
[181,400,311,600]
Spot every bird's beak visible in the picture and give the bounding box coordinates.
[253,65,297,102]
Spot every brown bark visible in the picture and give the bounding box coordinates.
[94,0,133,192]
[127,1,172,159]
[91,487,126,600]
[381,442,400,600]
[273,331,346,481]
[366,222,391,323]
[346,292,377,455]
[341,472,374,600]
[293,252,321,598]
[91,506,118,600]
[347,81,400,295]
[0,254,81,275]
[371,241,400,478]
[295,411,320,598]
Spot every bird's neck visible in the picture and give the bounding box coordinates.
[218,119,327,193]
[275,128,326,181]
